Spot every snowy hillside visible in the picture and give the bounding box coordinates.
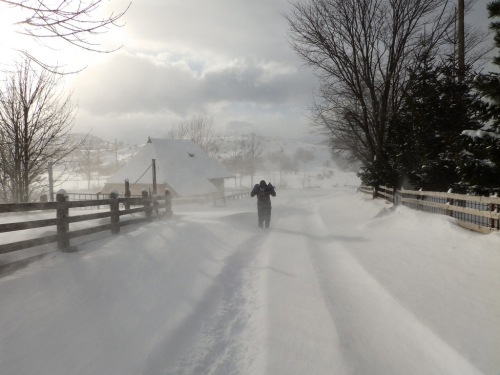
[220,134,358,190]
[59,134,358,193]
[68,133,115,150]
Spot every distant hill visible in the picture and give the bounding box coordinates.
[61,133,359,192]
[67,133,343,172]
[218,134,334,167]
[68,133,114,150]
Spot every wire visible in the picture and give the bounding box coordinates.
[130,164,152,188]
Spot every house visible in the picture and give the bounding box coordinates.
[100,138,234,197]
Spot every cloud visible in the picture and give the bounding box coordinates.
[73,52,314,116]
[69,0,318,141]
[119,0,296,63]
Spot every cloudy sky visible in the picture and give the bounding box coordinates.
[70,0,318,144]
[0,0,496,144]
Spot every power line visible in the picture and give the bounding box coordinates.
[130,164,152,188]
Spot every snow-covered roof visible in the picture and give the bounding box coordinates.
[106,139,234,197]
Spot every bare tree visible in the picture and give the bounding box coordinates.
[0,152,10,202]
[243,133,264,187]
[222,134,244,188]
[268,149,295,188]
[1,0,130,71]
[0,58,78,202]
[75,136,103,190]
[285,0,487,167]
[166,114,223,158]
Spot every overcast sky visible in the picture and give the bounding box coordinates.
[0,0,496,144]
[66,0,318,144]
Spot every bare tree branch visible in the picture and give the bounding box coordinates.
[0,57,81,202]
[1,0,130,73]
[285,0,488,167]
[166,114,223,159]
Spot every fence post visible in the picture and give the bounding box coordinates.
[56,189,71,252]
[124,178,131,210]
[165,188,172,218]
[494,197,500,229]
[110,189,120,234]
[372,185,378,199]
[495,193,500,230]
[142,188,152,222]
[152,193,159,217]
[489,192,498,230]
[446,197,453,216]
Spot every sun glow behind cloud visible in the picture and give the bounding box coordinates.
[0,6,25,64]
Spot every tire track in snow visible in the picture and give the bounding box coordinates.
[157,224,272,375]
[305,197,485,375]
[255,195,351,375]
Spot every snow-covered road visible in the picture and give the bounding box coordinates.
[1,188,499,375]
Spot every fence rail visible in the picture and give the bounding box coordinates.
[361,185,500,234]
[0,188,252,257]
[213,191,250,205]
[358,185,373,195]
[0,190,173,255]
[59,191,250,207]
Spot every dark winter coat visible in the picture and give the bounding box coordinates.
[251,183,276,207]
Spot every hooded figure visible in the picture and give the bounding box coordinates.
[250,180,276,228]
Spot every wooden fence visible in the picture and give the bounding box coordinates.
[213,190,250,205]
[0,189,173,255]
[0,189,252,258]
[359,185,500,234]
[358,185,373,195]
[64,190,250,208]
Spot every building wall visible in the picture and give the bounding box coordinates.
[209,178,225,194]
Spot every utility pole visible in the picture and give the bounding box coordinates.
[152,159,157,196]
[48,162,54,202]
[115,138,118,167]
[458,0,465,79]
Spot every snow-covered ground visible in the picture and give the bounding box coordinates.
[1,184,499,374]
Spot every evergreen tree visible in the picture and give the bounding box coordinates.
[463,0,500,193]
[457,129,500,194]
[362,54,486,192]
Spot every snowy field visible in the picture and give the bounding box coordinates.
[1,184,499,375]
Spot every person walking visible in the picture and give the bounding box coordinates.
[251,180,276,228]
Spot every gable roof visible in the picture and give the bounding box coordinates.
[106,138,233,197]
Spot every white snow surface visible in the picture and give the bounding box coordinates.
[1,185,499,375]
